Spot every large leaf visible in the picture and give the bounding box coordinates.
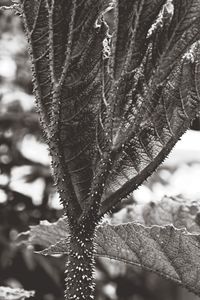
[99,2,200,216]
[96,223,200,296]
[150,0,200,81]
[19,217,200,296]
[110,0,166,79]
[100,47,200,216]
[18,0,200,224]
[19,0,113,222]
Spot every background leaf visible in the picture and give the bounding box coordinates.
[142,196,200,232]
[111,195,200,233]
[18,218,69,248]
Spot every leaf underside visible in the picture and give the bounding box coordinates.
[21,217,200,296]
[19,0,200,222]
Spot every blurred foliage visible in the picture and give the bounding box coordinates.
[0,286,35,300]
[0,7,200,300]
[0,8,65,300]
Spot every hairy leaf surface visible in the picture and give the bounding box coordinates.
[20,0,112,219]
[99,2,200,216]
[20,0,200,222]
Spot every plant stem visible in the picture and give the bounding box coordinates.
[64,227,96,300]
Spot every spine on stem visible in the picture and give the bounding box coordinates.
[65,227,96,300]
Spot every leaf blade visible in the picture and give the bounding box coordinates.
[96,223,200,296]
[100,48,200,215]
[20,216,200,296]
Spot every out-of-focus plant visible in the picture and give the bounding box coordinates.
[0,9,66,300]
[0,286,34,300]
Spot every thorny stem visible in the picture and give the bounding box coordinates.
[65,224,96,300]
